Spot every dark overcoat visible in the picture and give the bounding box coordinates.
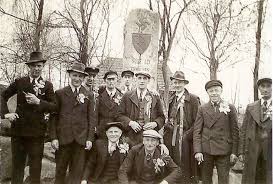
[1,76,55,137]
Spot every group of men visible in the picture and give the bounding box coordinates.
[1,51,272,184]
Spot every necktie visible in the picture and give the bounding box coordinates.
[139,90,143,102]
[74,88,78,97]
[213,102,219,112]
[32,79,36,86]
[127,86,130,92]
[262,100,268,115]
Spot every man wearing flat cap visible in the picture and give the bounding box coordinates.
[117,71,165,146]
[193,80,239,184]
[163,71,200,184]
[83,66,100,93]
[81,122,129,184]
[239,77,272,184]
[96,70,123,138]
[121,70,135,94]
[118,129,181,184]
[1,51,56,184]
[49,62,96,184]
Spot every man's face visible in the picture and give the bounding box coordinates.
[28,62,44,78]
[172,79,186,93]
[207,86,222,103]
[105,74,118,90]
[69,71,85,87]
[85,74,96,87]
[123,74,133,86]
[259,82,272,99]
[143,137,159,152]
[136,75,149,90]
[106,127,122,143]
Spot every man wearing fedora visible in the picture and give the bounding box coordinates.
[117,71,165,146]
[81,122,129,184]
[193,80,239,184]
[239,77,272,184]
[118,129,181,184]
[49,62,96,184]
[83,66,100,93]
[163,71,200,184]
[1,51,56,184]
[120,70,135,94]
[96,70,123,138]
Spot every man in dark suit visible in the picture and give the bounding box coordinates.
[239,77,272,184]
[117,71,165,146]
[164,71,200,184]
[81,122,129,184]
[120,70,134,94]
[1,51,55,184]
[49,62,95,184]
[118,129,181,184]
[96,70,123,138]
[193,80,239,184]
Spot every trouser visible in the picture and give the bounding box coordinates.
[54,141,86,184]
[201,153,230,184]
[255,150,267,184]
[11,136,44,184]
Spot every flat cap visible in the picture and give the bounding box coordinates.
[205,80,223,90]
[103,70,118,79]
[143,130,162,139]
[105,122,124,131]
[85,66,99,76]
[257,78,272,86]
[121,70,134,77]
[135,71,151,79]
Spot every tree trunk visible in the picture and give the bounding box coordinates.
[254,0,264,101]
[34,0,44,51]
[162,51,170,114]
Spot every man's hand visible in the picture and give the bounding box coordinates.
[230,154,238,164]
[143,122,157,130]
[238,154,244,162]
[4,113,19,122]
[81,180,88,184]
[159,180,168,184]
[195,152,204,165]
[129,121,142,133]
[85,141,92,150]
[159,144,169,155]
[25,92,40,105]
[51,139,59,150]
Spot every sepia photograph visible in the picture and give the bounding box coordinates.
[0,0,272,184]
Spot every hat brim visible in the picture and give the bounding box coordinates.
[170,77,189,84]
[25,60,47,65]
[135,73,151,79]
[67,69,88,76]
[143,135,162,139]
[257,78,272,86]
[122,71,134,77]
[105,123,124,131]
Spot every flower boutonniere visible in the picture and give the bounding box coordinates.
[265,104,272,120]
[219,101,230,115]
[113,95,122,105]
[117,142,129,154]
[33,80,45,96]
[153,154,170,173]
[77,93,88,104]
[145,95,153,118]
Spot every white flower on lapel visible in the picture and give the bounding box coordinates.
[118,142,129,154]
[265,104,272,120]
[113,95,122,105]
[33,80,45,96]
[152,154,169,173]
[219,101,230,115]
[77,93,87,104]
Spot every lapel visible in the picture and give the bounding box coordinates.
[100,140,109,166]
[136,145,145,176]
[100,89,116,109]
[64,86,74,97]
[129,89,139,107]
[204,102,222,128]
[249,100,261,126]
[146,90,156,110]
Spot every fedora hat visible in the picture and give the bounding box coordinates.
[67,62,88,76]
[25,51,46,65]
[257,78,272,86]
[170,71,189,84]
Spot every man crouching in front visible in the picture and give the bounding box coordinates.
[118,130,181,184]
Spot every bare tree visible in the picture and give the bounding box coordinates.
[149,0,195,110]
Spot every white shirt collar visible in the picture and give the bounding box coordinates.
[175,90,185,101]
[106,88,116,97]
[29,76,40,83]
[261,98,272,108]
[69,84,81,93]
[136,88,148,100]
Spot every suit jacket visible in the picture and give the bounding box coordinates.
[49,86,95,145]
[118,144,181,184]
[193,101,239,155]
[117,89,164,145]
[239,100,272,184]
[1,76,55,137]
[96,88,123,137]
[82,139,127,181]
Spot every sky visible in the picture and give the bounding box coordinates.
[0,0,272,110]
